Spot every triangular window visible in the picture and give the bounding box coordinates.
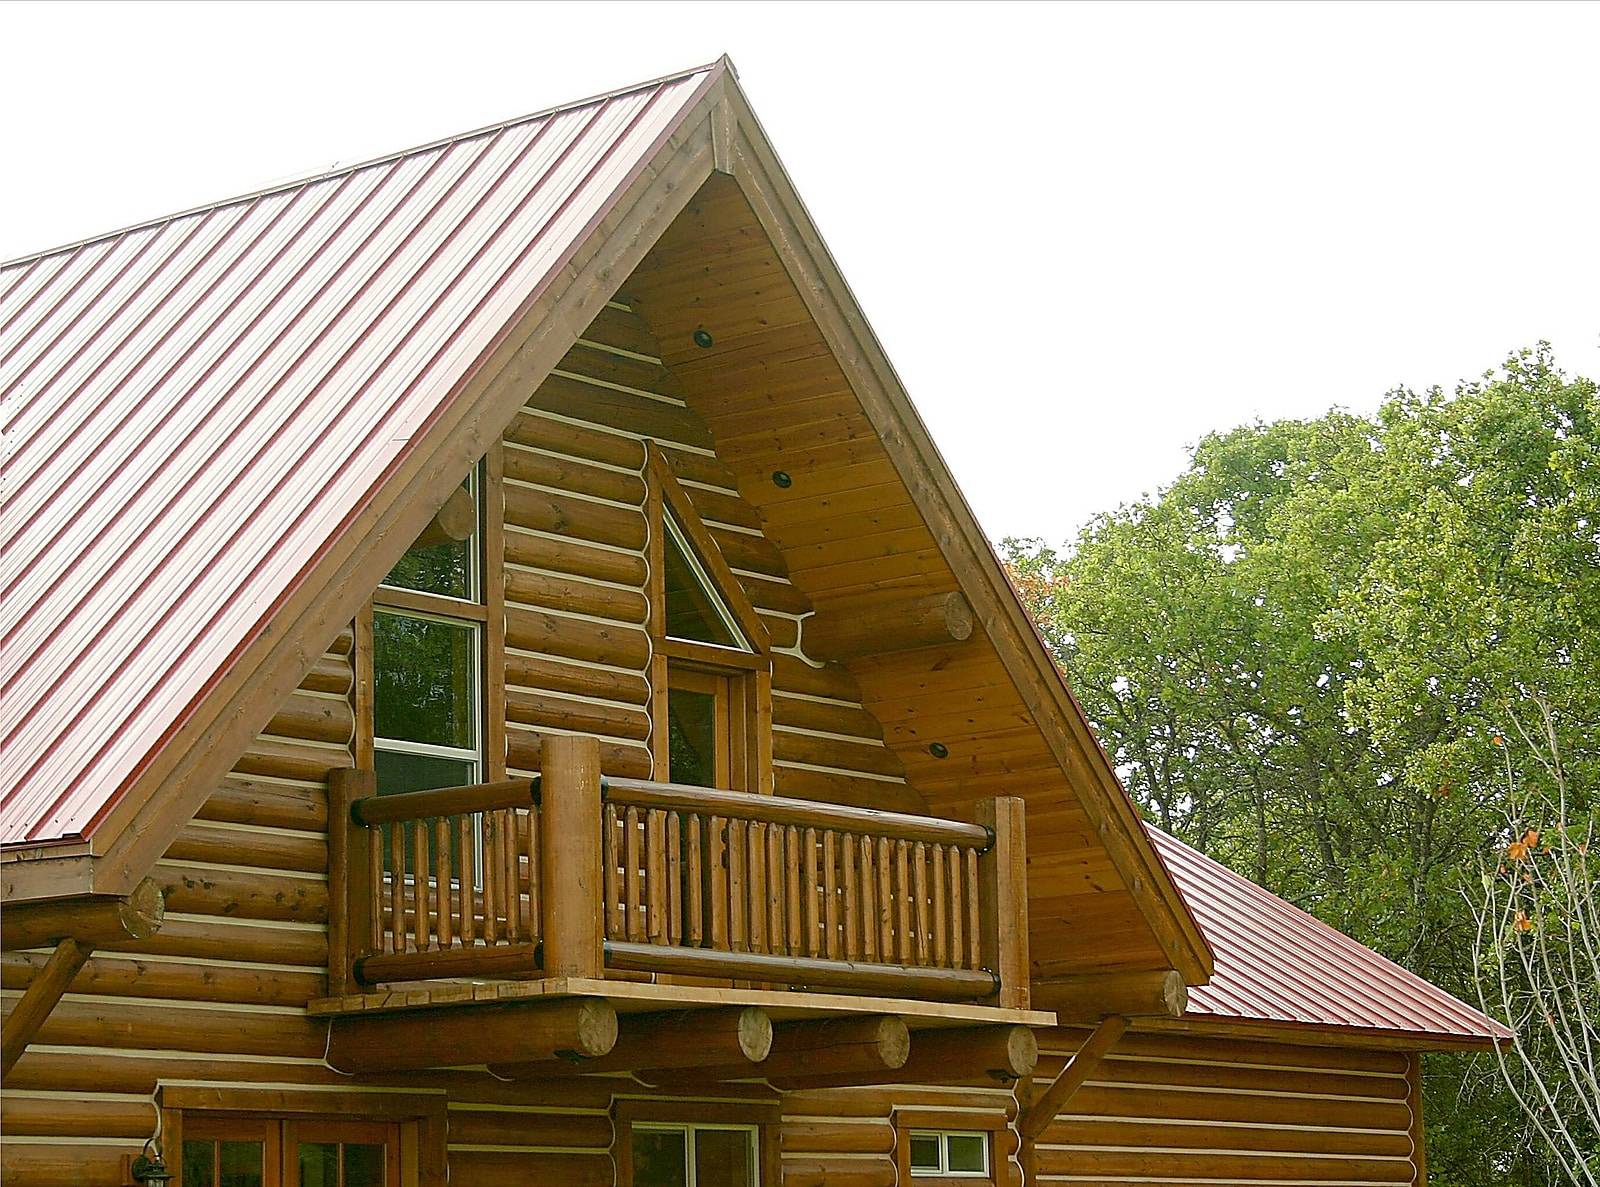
[662,510,750,651]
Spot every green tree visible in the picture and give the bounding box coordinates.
[1004,345,1599,1184]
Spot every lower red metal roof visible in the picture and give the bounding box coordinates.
[1150,826,1511,1044]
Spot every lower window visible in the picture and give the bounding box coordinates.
[904,1125,994,1181]
[182,1117,396,1187]
[630,1122,759,1187]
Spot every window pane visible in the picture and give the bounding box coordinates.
[695,1128,755,1187]
[343,1143,386,1187]
[384,535,472,600]
[909,1132,942,1172]
[375,748,476,796]
[663,518,744,649]
[183,1142,216,1187]
[667,688,718,788]
[632,1127,688,1187]
[219,1141,264,1187]
[298,1142,339,1187]
[945,1133,986,1173]
[384,478,475,600]
[373,612,476,749]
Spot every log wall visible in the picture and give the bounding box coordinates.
[500,299,920,813]
[2,311,1426,1187]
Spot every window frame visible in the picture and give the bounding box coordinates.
[378,468,482,606]
[643,443,773,795]
[613,1099,779,1187]
[369,605,484,785]
[155,1086,446,1187]
[894,1110,1007,1184]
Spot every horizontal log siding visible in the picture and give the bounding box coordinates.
[0,633,353,1186]
[502,305,915,813]
[781,1085,1023,1187]
[1029,1028,1421,1186]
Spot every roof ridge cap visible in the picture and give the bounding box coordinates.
[2,57,728,270]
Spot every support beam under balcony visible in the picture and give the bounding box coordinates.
[488,1006,773,1078]
[769,1023,1038,1090]
[643,1015,910,1085]
[326,997,618,1073]
[1032,969,1187,1023]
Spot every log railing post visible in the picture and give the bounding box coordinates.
[328,767,376,996]
[976,796,1029,1009]
[540,735,604,978]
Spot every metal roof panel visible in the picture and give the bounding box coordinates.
[1151,827,1510,1042]
[0,64,717,845]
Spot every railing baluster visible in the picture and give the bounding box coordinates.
[823,830,839,959]
[482,813,499,944]
[434,818,451,949]
[706,815,727,949]
[932,844,948,967]
[747,821,767,954]
[946,842,963,968]
[895,839,911,964]
[667,811,683,946]
[367,828,383,957]
[503,809,521,942]
[603,802,620,940]
[457,815,474,946]
[686,813,703,946]
[803,826,820,958]
[913,840,930,965]
[728,818,747,952]
[877,836,894,959]
[842,833,860,960]
[625,805,643,943]
[525,806,540,942]
[647,808,667,943]
[859,833,877,962]
[966,846,981,971]
[785,825,802,956]
[388,824,405,952]
[412,822,429,952]
[766,822,785,955]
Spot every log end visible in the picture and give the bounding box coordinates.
[1159,969,1188,1019]
[997,1024,1040,1081]
[119,877,165,942]
[739,1006,775,1063]
[876,1015,912,1071]
[943,590,976,642]
[571,998,620,1059]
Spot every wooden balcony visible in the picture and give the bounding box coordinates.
[313,737,1047,1079]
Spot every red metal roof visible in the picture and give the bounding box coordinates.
[1151,827,1510,1044]
[0,62,721,846]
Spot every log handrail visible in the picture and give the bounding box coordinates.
[604,777,991,847]
[350,778,535,825]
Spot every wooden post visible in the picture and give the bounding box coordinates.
[977,796,1029,1009]
[1,937,92,1075]
[540,734,604,978]
[327,768,376,996]
[1017,1014,1126,1142]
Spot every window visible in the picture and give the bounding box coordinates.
[178,1117,398,1187]
[646,446,771,794]
[372,467,485,798]
[908,1130,990,1177]
[631,1123,758,1187]
[157,1087,444,1187]
[372,609,480,794]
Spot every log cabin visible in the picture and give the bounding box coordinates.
[0,57,1509,1187]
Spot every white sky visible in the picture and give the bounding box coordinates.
[4,1,1596,541]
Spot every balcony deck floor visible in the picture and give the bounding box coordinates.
[308,975,1056,1029]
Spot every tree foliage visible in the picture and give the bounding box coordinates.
[1004,345,1599,1184]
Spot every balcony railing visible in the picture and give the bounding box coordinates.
[327,737,1029,1008]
